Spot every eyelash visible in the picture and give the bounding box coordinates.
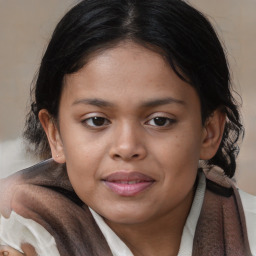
[145,117,176,127]
[82,116,111,128]
[82,115,176,129]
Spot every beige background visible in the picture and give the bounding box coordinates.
[0,0,255,194]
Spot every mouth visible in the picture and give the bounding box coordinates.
[102,172,155,197]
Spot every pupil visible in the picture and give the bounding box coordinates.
[154,117,167,126]
[92,117,105,126]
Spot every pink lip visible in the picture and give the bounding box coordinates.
[103,172,155,197]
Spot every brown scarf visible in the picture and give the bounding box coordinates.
[0,159,252,256]
[193,168,252,256]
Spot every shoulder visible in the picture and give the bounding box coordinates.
[0,159,73,218]
[203,167,256,255]
[239,189,256,212]
[239,189,256,256]
[0,159,82,255]
[0,159,66,255]
[0,159,83,223]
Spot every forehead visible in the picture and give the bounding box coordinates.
[62,41,199,109]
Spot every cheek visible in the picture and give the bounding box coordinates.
[64,146,102,202]
[153,129,202,168]
[61,135,106,187]
[151,127,202,193]
[60,123,107,162]
[157,136,200,198]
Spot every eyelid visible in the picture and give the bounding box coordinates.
[144,112,177,127]
[80,112,109,120]
[81,113,111,128]
[145,112,176,120]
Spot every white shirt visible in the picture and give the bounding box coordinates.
[0,172,256,255]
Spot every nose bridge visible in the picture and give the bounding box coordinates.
[110,120,146,160]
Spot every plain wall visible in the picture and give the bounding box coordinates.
[0,0,255,194]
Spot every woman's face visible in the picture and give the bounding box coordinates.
[47,42,214,225]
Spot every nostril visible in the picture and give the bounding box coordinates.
[113,153,140,160]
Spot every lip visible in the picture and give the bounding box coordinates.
[102,171,155,197]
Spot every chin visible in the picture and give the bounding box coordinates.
[102,207,153,225]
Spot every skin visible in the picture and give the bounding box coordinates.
[0,244,36,256]
[0,246,23,256]
[40,41,225,256]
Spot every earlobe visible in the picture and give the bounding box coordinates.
[38,109,66,163]
[200,109,226,160]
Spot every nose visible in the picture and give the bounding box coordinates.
[109,123,147,161]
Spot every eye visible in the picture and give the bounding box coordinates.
[146,117,176,127]
[83,117,110,127]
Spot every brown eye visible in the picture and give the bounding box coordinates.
[83,117,110,127]
[147,117,176,127]
[154,117,168,126]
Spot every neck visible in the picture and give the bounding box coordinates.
[105,188,194,256]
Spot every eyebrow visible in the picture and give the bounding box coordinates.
[72,97,185,108]
[141,97,185,108]
[72,98,114,107]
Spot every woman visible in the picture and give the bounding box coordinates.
[0,0,255,255]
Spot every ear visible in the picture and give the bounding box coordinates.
[39,109,66,164]
[200,109,226,160]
